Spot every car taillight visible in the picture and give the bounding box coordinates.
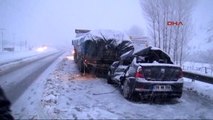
[135,66,144,78]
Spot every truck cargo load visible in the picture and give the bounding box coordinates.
[72,29,134,73]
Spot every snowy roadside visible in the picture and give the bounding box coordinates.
[0,49,59,73]
[9,49,213,119]
[37,56,213,119]
[40,57,145,119]
[11,52,68,119]
[0,48,58,65]
[183,78,213,100]
[0,51,39,64]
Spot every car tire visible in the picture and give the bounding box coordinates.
[107,71,113,84]
[122,79,134,100]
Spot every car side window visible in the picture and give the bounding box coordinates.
[136,56,146,63]
[122,60,131,65]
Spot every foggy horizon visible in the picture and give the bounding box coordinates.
[0,0,213,50]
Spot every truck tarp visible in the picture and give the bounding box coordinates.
[73,29,134,61]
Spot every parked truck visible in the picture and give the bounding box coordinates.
[72,29,134,73]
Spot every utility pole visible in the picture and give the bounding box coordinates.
[13,33,15,51]
[0,28,6,51]
[25,40,27,50]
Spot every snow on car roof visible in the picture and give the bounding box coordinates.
[138,63,181,68]
[150,46,161,50]
[134,46,165,53]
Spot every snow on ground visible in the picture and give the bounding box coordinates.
[6,49,212,119]
[11,52,68,119]
[0,47,57,65]
[183,78,213,100]
[11,54,211,119]
[41,57,213,119]
[0,48,59,73]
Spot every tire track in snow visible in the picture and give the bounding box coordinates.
[40,56,213,119]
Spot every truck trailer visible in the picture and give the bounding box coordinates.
[72,29,134,74]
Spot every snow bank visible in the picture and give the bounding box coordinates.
[0,49,59,74]
[11,50,213,119]
[39,56,213,119]
[184,78,213,100]
[0,48,57,65]
[11,52,67,119]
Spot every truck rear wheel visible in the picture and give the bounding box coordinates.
[78,60,85,73]
[74,53,77,63]
[107,71,113,84]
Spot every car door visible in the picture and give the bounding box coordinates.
[113,65,129,82]
[114,58,133,81]
[109,61,119,79]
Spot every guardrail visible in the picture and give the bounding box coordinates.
[182,65,213,76]
[183,70,213,84]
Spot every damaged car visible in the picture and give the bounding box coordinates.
[108,46,183,100]
[107,50,134,84]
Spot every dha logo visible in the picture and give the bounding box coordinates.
[167,21,183,26]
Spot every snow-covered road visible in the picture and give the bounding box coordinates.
[0,52,63,103]
[11,54,213,119]
[0,48,58,66]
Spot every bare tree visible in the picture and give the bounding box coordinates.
[201,49,213,63]
[141,0,157,47]
[140,0,195,65]
[206,20,213,43]
[197,20,213,64]
[162,0,169,52]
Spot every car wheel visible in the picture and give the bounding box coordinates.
[107,71,113,84]
[122,79,133,100]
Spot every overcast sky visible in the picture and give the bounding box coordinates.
[0,0,145,48]
[0,0,212,50]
